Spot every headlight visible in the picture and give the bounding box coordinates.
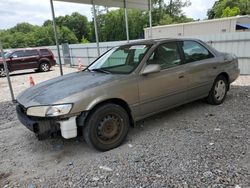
[27,104,72,117]
[46,104,72,117]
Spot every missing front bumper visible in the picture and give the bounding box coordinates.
[16,105,78,140]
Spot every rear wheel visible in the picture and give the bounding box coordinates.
[83,104,130,151]
[39,62,50,72]
[206,75,228,105]
[0,66,7,77]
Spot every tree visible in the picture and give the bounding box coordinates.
[207,0,250,19]
[0,23,78,48]
[152,0,191,25]
[58,26,78,44]
[43,12,90,42]
[222,6,241,17]
[9,23,37,34]
[90,0,193,42]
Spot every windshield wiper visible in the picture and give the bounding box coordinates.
[84,67,91,72]
[91,68,111,74]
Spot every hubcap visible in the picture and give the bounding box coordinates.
[214,80,226,101]
[0,68,6,77]
[97,114,123,144]
[42,63,49,71]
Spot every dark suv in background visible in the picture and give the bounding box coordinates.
[0,48,56,77]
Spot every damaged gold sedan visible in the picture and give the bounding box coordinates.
[16,39,240,151]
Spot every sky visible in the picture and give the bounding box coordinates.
[0,0,216,30]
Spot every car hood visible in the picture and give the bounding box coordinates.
[17,71,123,108]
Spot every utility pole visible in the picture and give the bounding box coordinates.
[50,0,63,76]
[169,0,173,16]
[0,40,15,102]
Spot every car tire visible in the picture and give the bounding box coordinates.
[83,103,130,151]
[206,75,228,105]
[0,66,7,77]
[39,62,50,72]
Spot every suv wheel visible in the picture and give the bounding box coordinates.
[39,62,50,72]
[0,67,6,77]
[83,104,130,151]
[206,75,228,105]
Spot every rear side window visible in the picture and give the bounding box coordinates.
[25,50,39,57]
[181,41,214,63]
[40,49,51,56]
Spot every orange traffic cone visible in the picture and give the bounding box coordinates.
[78,59,83,71]
[29,76,35,87]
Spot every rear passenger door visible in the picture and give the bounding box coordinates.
[23,50,40,69]
[178,40,216,101]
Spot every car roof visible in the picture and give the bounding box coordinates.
[122,38,202,46]
[9,48,50,52]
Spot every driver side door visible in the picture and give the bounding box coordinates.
[9,50,25,71]
[138,41,188,118]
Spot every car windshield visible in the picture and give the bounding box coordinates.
[88,44,151,74]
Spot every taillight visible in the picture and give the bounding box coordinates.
[51,51,55,59]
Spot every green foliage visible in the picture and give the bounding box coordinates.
[91,0,193,42]
[95,9,148,41]
[208,0,250,19]
[44,12,90,42]
[0,24,78,49]
[222,6,241,17]
[81,37,89,43]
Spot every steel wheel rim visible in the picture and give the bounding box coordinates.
[214,80,226,101]
[42,64,49,71]
[96,114,124,144]
[0,68,6,77]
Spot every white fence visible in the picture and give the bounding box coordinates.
[48,32,250,74]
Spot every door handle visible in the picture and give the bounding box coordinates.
[213,66,217,69]
[179,75,184,79]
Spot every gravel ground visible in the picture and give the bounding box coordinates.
[0,68,249,188]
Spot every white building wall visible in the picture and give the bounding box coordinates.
[145,18,240,39]
[144,16,250,39]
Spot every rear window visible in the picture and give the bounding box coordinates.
[40,49,51,56]
[25,50,39,57]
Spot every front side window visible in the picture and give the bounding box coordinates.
[147,42,181,70]
[88,44,151,74]
[180,41,214,63]
[11,50,25,58]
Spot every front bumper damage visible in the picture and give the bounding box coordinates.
[16,104,80,140]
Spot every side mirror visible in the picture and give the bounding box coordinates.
[141,64,161,75]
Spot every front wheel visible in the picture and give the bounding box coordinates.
[206,75,228,105]
[83,104,130,151]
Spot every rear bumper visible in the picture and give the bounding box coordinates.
[51,59,56,66]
